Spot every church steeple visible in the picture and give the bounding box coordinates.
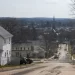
[53,16,55,22]
[52,16,56,29]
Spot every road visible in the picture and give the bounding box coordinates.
[58,44,71,63]
[0,44,75,75]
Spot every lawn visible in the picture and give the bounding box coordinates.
[68,44,75,59]
[72,55,75,58]
[0,61,43,71]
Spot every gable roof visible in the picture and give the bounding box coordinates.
[0,26,13,38]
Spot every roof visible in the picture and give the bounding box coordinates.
[0,26,13,38]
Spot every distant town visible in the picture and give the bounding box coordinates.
[0,17,75,75]
[0,17,75,65]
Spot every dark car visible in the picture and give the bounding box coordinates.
[65,49,67,51]
[20,57,33,65]
[20,57,27,65]
[54,55,59,59]
[26,58,33,64]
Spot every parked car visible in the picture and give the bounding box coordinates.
[54,55,59,59]
[20,57,33,65]
[20,57,27,65]
[26,58,33,64]
[65,49,67,51]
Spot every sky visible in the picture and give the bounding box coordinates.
[0,0,72,18]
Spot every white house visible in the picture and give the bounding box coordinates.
[12,40,46,59]
[0,26,13,65]
[33,45,45,58]
[12,43,34,58]
[31,40,46,58]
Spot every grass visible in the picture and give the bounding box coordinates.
[68,44,75,59]
[0,64,26,68]
[0,61,43,71]
[72,55,75,58]
[0,64,35,71]
[67,44,73,60]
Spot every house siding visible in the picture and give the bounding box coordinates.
[0,36,4,50]
[0,38,12,65]
[0,26,13,66]
[12,43,33,58]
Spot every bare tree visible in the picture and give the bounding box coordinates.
[71,0,75,16]
[42,30,58,58]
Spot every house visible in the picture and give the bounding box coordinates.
[12,40,45,58]
[0,26,13,65]
[12,43,34,58]
[33,45,45,58]
[31,40,46,58]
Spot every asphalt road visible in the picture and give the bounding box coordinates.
[58,44,71,63]
[0,44,75,75]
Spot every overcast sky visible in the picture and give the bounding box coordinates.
[0,0,72,18]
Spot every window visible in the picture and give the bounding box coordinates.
[7,50,9,57]
[21,47,22,50]
[5,52,6,57]
[17,48,19,50]
[12,48,14,50]
[9,38,11,44]
[16,52,17,57]
[17,52,19,56]
[4,39,6,44]
[9,51,11,55]
[28,47,29,50]
[24,47,25,50]
[16,52,19,57]
[20,53,21,57]
[16,48,17,50]
[31,46,34,51]
[7,50,8,55]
